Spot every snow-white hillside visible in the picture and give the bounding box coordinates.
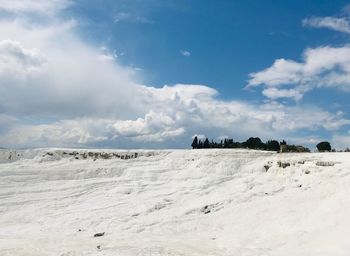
[1,148,350,256]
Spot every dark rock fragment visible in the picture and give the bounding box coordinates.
[94,232,105,237]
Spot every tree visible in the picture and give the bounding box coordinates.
[224,138,228,148]
[316,141,332,152]
[266,140,280,152]
[286,145,310,153]
[280,140,287,145]
[203,138,210,148]
[191,136,198,149]
[198,140,203,149]
[245,137,264,149]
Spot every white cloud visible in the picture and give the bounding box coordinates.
[1,119,110,147]
[302,16,350,34]
[248,46,350,100]
[111,85,349,145]
[0,21,140,119]
[1,82,349,148]
[0,0,71,15]
[192,134,206,140]
[0,114,17,133]
[217,135,228,141]
[112,111,184,142]
[262,87,304,101]
[287,136,323,146]
[180,50,191,57]
[0,40,46,77]
[331,133,350,150]
[129,127,185,143]
[113,12,153,24]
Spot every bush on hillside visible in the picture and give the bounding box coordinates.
[316,141,332,152]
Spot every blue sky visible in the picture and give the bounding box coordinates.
[73,1,347,90]
[1,0,350,149]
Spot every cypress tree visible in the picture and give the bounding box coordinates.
[191,136,198,149]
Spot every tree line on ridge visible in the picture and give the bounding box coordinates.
[190,136,337,153]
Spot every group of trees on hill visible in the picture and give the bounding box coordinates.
[191,136,311,152]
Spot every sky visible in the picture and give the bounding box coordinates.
[1,0,350,149]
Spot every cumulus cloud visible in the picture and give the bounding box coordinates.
[248,46,350,100]
[113,111,185,142]
[180,50,191,57]
[111,85,349,145]
[0,22,140,119]
[250,9,350,101]
[302,16,350,34]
